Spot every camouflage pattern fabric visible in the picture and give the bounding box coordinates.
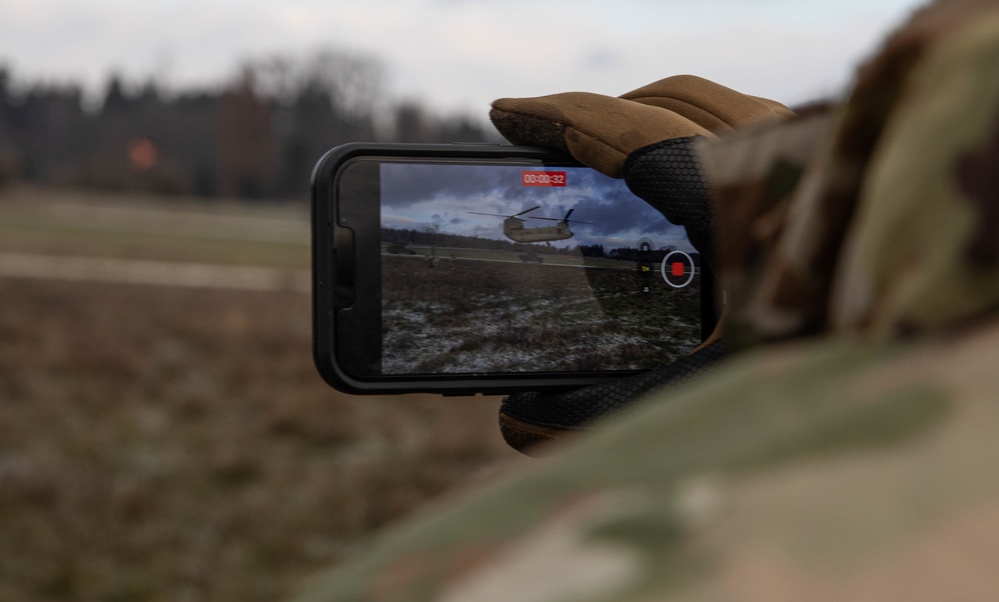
[713,0,999,345]
[292,1,999,599]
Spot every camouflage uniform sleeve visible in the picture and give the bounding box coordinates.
[291,5,999,601]
[831,12,999,336]
[291,324,999,602]
[707,1,999,347]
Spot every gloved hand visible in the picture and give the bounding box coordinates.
[491,75,794,455]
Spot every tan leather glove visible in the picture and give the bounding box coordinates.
[491,74,794,177]
[490,75,794,455]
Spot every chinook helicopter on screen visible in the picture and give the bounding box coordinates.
[468,206,593,244]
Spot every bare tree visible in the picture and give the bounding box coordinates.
[245,48,385,120]
[0,50,493,200]
[214,70,281,198]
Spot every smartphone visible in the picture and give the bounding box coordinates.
[312,143,715,395]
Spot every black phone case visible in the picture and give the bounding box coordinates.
[311,142,713,395]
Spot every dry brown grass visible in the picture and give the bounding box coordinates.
[0,189,522,601]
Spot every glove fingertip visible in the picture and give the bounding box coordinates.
[489,106,569,152]
[490,97,518,111]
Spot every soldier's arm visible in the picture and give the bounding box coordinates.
[492,76,793,455]
[291,3,999,600]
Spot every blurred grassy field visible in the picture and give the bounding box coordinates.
[0,186,523,601]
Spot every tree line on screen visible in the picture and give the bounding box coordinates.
[0,49,496,200]
[383,227,698,262]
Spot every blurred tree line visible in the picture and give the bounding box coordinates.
[382,228,696,263]
[384,227,567,255]
[0,49,496,201]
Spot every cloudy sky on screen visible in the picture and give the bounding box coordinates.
[380,163,695,251]
[2,0,926,119]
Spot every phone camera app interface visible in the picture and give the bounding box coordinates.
[378,162,704,375]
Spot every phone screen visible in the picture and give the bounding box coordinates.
[358,159,706,376]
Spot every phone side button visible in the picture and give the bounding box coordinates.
[332,227,356,308]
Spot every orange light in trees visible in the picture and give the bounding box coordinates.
[128,137,159,171]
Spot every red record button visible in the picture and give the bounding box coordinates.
[661,251,695,289]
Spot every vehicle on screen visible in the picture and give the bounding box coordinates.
[467,206,592,244]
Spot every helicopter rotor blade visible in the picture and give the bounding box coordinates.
[469,206,540,219]
[530,215,595,225]
[512,206,541,218]
[468,211,515,218]
[564,208,575,222]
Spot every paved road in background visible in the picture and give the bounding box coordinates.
[0,253,311,293]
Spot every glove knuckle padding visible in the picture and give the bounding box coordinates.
[620,74,796,132]
[492,92,712,178]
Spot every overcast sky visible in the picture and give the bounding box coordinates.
[1,0,927,120]
[381,163,693,250]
